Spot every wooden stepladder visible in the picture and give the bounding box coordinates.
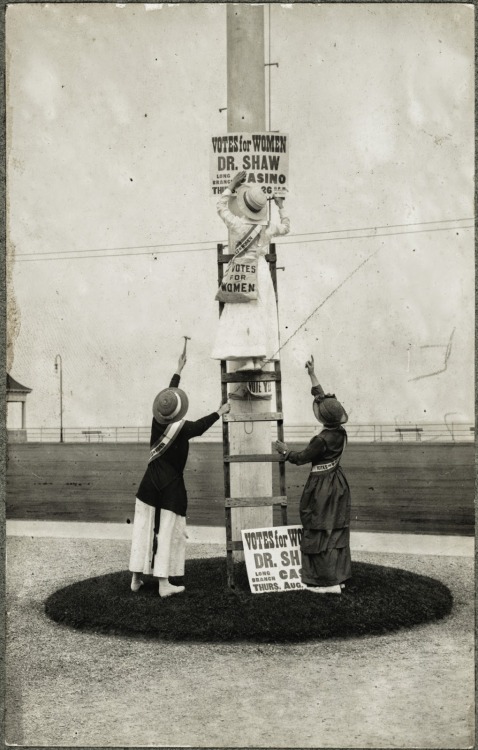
[217,242,288,588]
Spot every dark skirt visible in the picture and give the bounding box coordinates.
[299,467,352,586]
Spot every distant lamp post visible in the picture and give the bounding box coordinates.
[54,355,64,443]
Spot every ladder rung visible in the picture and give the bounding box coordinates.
[226,540,244,551]
[225,495,287,508]
[224,454,284,463]
[222,372,281,383]
[224,412,283,422]
[218,253,277,264]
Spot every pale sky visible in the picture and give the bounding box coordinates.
[6,3,474,430]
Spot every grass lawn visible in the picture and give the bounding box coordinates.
[45,557,453,642]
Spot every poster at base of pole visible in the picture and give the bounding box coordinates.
[241,525,306,594]
[210,132,289,197]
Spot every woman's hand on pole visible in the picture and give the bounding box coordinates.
[217,401,231,416]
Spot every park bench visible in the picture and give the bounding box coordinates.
[82,430,103,443]
[395,427,423,442]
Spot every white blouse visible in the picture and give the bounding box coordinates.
[218,187,290,255]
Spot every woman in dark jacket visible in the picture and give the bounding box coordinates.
[129,351,230,597]
[274,356,351,594]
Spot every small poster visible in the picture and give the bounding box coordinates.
[241,525,306,594]
[210,132,289,196]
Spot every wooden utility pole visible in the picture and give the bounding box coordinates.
[227,5,266,131]
[226,5,274,558]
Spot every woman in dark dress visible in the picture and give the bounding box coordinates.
[274,356,351,594]
[129,351,230,597]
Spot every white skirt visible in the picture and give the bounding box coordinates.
[129,499,187,578]
[212,255,280,360]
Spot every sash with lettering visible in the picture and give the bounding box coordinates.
[148,418,185,464]
[215,223,262,303]
[148,418,186,566]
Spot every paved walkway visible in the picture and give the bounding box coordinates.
[6,519,475,556]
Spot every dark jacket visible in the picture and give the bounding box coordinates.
[136,374,219,515]
[287,427,346,467]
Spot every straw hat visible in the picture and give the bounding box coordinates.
[235,184,268,224]
[313,394,348,427]
[153,387,189,424]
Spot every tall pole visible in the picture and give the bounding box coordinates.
[55,354,63,443]
[227,5,266,132]
[226,5,274,557]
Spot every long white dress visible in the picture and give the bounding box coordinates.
[212,189,290,361]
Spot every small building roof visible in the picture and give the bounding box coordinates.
[7,374,32,393]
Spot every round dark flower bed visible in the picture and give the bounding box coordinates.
[45,558,453,642]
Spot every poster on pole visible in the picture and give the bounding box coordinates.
[210,132,289,196]
[241,525,306,594]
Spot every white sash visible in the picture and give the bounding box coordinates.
[148,419,185,464]
[310,457,340,474]
[232,223,262,259]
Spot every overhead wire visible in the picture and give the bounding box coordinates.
[9,6,475,265]
[14,221,473,261]
[13,215,473,259]
[13,245,219,263]
[277,224,474,246]
[282,216,474,236]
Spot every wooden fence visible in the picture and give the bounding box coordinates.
[6,442,474,536]
[16,423,475,444]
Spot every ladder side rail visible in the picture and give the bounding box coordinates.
[269,243,288,525]
[223,355,234,587]
[268,242,279,300]
[217,242,235,588]
[217,242,226,315]
[275,361,288,525]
